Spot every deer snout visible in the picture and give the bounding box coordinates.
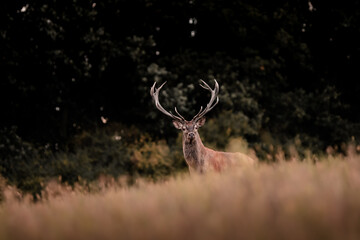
[188,132,195,140]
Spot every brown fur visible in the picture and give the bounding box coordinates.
[178,120,255,174]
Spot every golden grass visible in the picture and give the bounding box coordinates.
[1,154,360,240]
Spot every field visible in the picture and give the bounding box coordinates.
[1,152,360,240]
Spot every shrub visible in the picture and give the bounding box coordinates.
[0,126,47,196]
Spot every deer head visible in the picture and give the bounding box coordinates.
[150,79,219,144]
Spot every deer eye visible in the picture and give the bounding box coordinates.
[182,126,186,131]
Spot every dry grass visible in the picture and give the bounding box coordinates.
[1,153,360,240]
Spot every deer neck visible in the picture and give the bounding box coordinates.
[182,132,206,171]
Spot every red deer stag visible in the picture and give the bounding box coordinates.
[150,79,255,174]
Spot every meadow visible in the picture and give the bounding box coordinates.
[1,151,360,240]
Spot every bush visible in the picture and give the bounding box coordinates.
[0,124,184,197]
[0,126,47,196]
[48,123,187,187]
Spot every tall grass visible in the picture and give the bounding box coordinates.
[1,153,360,240]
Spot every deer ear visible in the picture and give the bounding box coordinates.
[196,117,206,128]
[172,120,183,129]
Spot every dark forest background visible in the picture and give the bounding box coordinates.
[1,0,360,195]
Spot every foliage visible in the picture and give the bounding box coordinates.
[1,0,360,195]
[0,124,185,195]
[1,0,359,147]
[66,123,183,180]
[0,127,48,195]
[200,110,261,149]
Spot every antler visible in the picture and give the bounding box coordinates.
[191,79,219,122]
[150,82,186,122]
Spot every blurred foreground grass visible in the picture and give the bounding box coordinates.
[1,152,360,240]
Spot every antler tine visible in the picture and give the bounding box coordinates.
[191,106,204,121]
[199,80,211,90]
[150,82,184,122]
[174,107,186,121]
[192,79,220,121]
[200,79,219,94]
[150,81,166,98]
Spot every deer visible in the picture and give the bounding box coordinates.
[150,79,255,174]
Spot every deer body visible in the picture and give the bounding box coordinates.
[178,120,255,174]
[151,79,255,174]
[183,136,228,174]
